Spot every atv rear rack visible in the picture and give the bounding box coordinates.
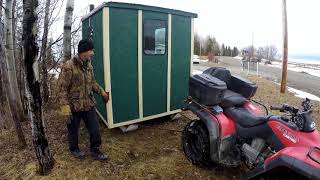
[308,147,320,165]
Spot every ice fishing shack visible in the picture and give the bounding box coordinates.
[82,2,197,128]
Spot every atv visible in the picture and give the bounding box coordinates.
[182,67,320,179]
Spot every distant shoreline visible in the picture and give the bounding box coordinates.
[272,58,320,65]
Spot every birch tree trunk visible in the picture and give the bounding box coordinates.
[0,0,5,106]
[23,0,54,175]
[3,0,27,148]
[0,21,6,128]
[5,0,26,122]
[0,0,2,19]
[40,0,50,103]
[12,0,16,50]
[63,0,74,62]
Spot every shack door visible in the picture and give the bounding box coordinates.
[142,12,168,117]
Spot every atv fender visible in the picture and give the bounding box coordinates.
[186,103,220,162]
[247,147,320,180]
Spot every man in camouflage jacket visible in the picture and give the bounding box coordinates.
[58,39,109,160]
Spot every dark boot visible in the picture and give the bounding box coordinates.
[91,149,109,161]
[70,149,85,159]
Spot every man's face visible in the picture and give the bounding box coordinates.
[80,49,94,61]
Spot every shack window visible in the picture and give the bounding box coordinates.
[144,20,166,55]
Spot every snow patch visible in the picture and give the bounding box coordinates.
[200,59,208,63]
[274,82,320,101]
[287,87,320,102]
[192,70,203,75]
[234,56,242,60]
[267,62,320,78]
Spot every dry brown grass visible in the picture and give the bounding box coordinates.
[0,75,319,179]
[248,75,320,128]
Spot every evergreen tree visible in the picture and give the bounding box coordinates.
[225,46,228,56]
[221,44,225,56]
[232,47,239,57]
[194,33,201,55]
[202,35,220,56]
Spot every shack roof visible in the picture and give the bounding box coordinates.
[82,2,198,21]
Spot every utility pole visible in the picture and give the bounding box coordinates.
[280,0,288,93]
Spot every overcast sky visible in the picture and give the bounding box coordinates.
[53,0,320,56]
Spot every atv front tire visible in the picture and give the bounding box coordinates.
[182,120,213,167]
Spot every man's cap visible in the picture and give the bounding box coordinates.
[78,39,94,54]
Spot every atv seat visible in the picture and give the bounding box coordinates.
[220,90,248,108]
[224,107,269,128]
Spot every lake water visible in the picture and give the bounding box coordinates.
[288,55,320,64]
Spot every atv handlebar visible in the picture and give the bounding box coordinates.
[270,106,284,111]
[270,104,299,114]
[270,99,311,114]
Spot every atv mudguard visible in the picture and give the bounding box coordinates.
[185,103,220,162]
[185,102,237,163]
[247,147,320,180]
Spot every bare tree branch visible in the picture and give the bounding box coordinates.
[47,25,81,51]
[39,0,51,103]
[48,0,65,27]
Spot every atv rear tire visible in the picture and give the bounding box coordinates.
[182,120,213,167]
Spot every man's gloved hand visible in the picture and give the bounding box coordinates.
[103,92,109,103]
[60,105,71,116]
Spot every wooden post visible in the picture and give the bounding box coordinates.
[280,0,288,93]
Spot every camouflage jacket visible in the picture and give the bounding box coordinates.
[58,55,106,112]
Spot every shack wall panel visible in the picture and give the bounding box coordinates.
[109,8,139,123]
[170,15,191,110]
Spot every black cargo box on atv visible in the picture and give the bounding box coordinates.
[203,67,231,83]
[189,74,227,105]
[203,67,257,99]
[228,75,257,98]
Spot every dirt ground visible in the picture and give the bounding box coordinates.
[0,75,319,180]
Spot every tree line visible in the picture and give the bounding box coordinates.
[221,44,239,57]
[194,33,239,57]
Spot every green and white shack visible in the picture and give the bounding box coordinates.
[82,2,197,128]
